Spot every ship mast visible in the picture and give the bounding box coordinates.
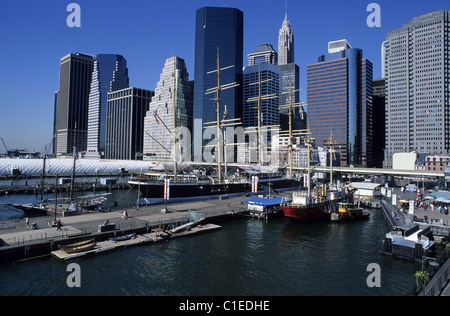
[205,48,239,184]
[279,76,308,178]
[172,55,178,179]
[324,129,336,191]
[305,134,312,197]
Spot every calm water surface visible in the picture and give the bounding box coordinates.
[0,192,419,296]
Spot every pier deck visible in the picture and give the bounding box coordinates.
[50,223,221,261]
[0,194,252,263]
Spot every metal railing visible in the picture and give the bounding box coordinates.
[406,250,450,296]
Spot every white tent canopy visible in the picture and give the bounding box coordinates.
[0,158,156,176]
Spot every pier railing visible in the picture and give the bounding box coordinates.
[406,250,450,296]
[1,207,247,248]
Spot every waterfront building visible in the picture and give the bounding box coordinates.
[86,54,129,159]
[307,40,373,167]
[384,10,450,168]
[105,87,154,160]
[247,44,278,66]
[278,14,294,65]
[193,6,244,162]
[143,56,194,162]
[56,53,94,156]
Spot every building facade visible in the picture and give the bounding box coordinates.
[56,53,94,156]
[276,15,306,134]
[307,40,373,166]
[384,10,450,168]
[105,87,154,160]
[143,56,194,162]
[372,78,386,168]
[247,44,278,66]
[243,63,280,129]
[193,6,244,162]
[86,54,129,159]
[278,14,294,65]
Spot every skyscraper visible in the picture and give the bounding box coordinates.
[384,10,450,168]
[243,63,280,128]
[86,54,129,159]
[278,14,294,65]
[193,6,244,162]
[307,40,373,166]
[247,44,278,66]
[277,14,306,133]
[56,53,94,156]
[105,87,153,160]
[143,56,194,162]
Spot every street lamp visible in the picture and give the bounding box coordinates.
[417,256,440,296]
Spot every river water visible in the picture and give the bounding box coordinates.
[0,190,420,296]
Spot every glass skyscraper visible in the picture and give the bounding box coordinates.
[86,54,129,159]
[193,6,244,162]
[307,40,373,166]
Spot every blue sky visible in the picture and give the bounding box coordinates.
[0,0,448,153]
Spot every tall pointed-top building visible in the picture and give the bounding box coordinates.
[278,14,294,65]
[277,14,306,133]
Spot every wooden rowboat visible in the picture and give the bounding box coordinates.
[63,241,96,254]
[59,239,96,253]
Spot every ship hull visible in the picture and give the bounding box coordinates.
[136,178,300,200]
[281,200,338,223]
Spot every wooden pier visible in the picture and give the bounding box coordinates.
[51,224,221,261]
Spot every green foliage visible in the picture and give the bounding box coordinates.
[415,271,430,288]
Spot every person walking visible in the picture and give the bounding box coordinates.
[56,219,62,231]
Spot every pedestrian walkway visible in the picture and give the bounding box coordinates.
[0,195,250,247]
[0,226,82,245]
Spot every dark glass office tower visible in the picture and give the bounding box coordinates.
[193,7,244,162]
[307,40,373,166]
[56,53,94,156]
[87,54,129,158]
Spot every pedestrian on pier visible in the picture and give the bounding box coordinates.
[56,219,62,231]
[25,218,29,229]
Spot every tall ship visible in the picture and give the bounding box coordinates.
[281,132,353,223]
[130,52,301,204]
[131,162,301,204]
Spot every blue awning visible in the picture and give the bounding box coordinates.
[244,196,284,206]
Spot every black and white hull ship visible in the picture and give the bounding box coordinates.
[129,162,301,204]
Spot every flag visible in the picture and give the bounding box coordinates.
[305,142,312,147]
[152,111,159,124]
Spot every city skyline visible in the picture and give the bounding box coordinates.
[0,0,448,153]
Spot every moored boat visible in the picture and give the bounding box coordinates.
[281,184,343,223]
[59,239,96,253]
[331,202,370,222]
